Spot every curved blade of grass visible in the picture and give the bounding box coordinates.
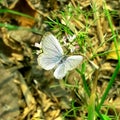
[103,1,120,65]
[0,9,36,20]
[76,62,90,97]
[0,23,19,30]
[96,1,120,111]
[0,23,42,34]
[76,66,104,119]
[97,62,120,111]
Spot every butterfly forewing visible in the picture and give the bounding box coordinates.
[41,32,64,57]
[38,33,64,70]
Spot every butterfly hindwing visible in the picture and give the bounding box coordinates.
[54,55,83,79]
[64,56,83,71]
[37,53,58,70]
[54,63,67,79]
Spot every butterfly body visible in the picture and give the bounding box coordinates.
[37,32,83,79]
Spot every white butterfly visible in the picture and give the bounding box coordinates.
[37,32,83,79]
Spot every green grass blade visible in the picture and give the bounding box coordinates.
[0,23,41,34]
[76,63,90,96]
[0,9,36,20]
[103,1,120,64]
[0,23,19,30]
[96,1,120,111]
[88,93,96,120]
[97,63,120,110]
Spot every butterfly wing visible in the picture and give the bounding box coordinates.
[54,63,67,79]
[41,32,64,56]
[37,33,63,70]
[54,55,83,79]
[37,53,58,70]
[64,55,83,71]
